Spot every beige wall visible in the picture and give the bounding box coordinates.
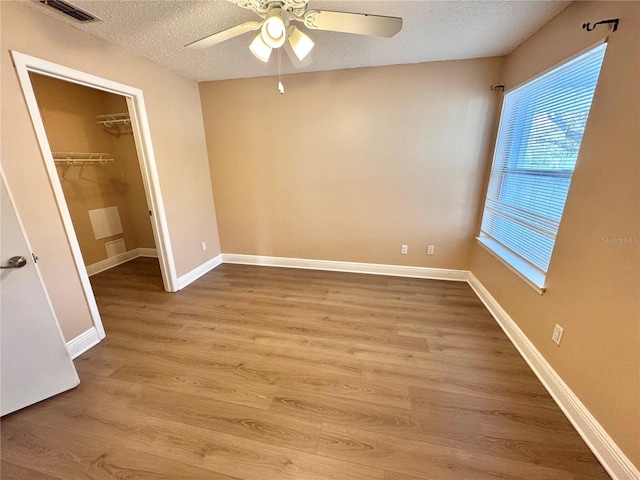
[1,2,221,340]
[471,1,640,466]
[200,58,502,269]
[30,73,154,266]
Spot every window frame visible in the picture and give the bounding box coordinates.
[477,40,608,294]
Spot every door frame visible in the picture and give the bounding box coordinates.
[11,51,178,340]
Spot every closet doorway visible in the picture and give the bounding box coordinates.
[30,73,159,277]
[13,51,177,342]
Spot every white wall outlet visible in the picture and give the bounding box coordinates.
[552,324,564,345]
[201,241,207,251]
[427,245,435,255]
[401,244,408,255]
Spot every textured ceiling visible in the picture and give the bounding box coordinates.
[26,0,571,82]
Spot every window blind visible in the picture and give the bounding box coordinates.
[479,43,607,288]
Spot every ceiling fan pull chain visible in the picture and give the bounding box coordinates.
[277,48,284,94]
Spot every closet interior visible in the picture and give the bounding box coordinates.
[30,73,158,276]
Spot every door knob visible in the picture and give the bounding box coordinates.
[1,256,27,269]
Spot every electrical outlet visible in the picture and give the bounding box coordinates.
[201,241,207,251]
[427,245,435,255]
[552,324,564,345]
[401,245,408,255]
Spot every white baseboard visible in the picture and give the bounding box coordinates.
[66,327,101,359]
[86,247,157,276]
[137,247,158,258]
[175,254,223,291]
[467,273,639,480]
[221,254,468,281]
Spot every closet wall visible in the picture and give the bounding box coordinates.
[103,93,156,250]
[30,73,154,267]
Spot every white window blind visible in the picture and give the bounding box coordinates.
[479,43,607,290]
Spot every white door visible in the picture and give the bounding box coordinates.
[1,171,79,416]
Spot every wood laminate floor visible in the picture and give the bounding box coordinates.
[1,258,611,479]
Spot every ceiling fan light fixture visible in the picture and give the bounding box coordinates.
[287,26,314,61]
[249,32,272,62]
[185,3,404,70]
[261,11,286,48]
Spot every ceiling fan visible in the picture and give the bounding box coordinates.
[186,0,403,65]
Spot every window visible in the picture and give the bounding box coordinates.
[478,43,607,292]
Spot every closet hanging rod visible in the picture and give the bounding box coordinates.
[52,152,114,178]
[53,159,114,164]
[52,152,113,161]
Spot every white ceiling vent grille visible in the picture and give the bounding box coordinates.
[39,0,99,22]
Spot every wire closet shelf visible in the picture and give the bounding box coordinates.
[52,152,114,178]
[97,112,131,134]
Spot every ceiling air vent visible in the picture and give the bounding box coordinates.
[39,0,98,22]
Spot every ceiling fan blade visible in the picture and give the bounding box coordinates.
[301,10,402,38]
[186,21,261,49]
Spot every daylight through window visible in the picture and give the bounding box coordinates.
[478,42,607,291]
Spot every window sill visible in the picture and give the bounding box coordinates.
[476,237,546,295]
